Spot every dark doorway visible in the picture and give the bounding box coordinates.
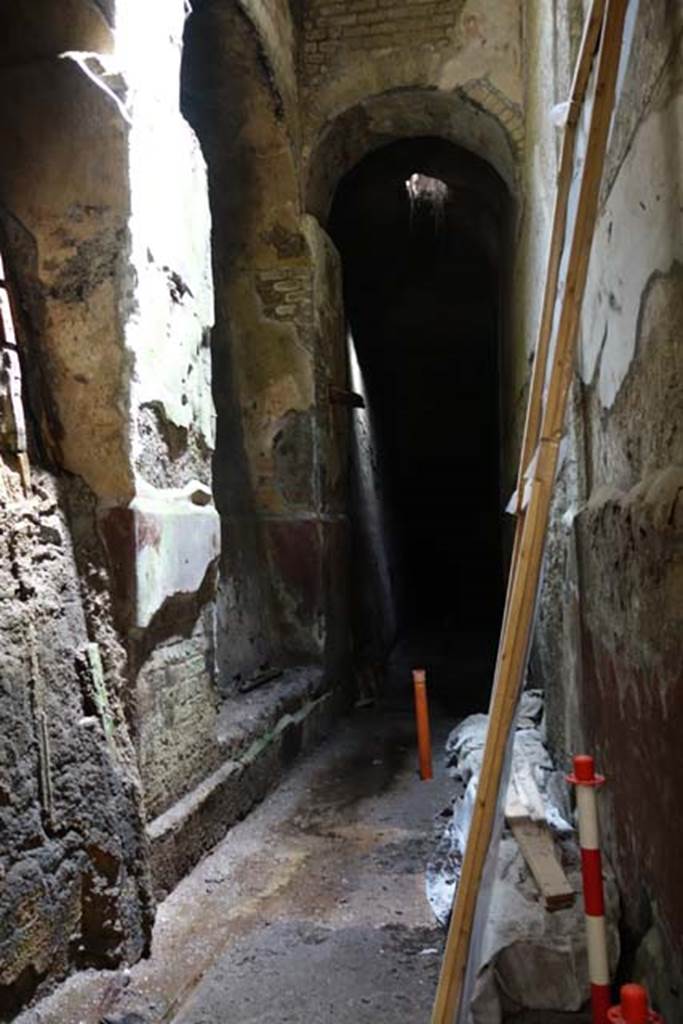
[329,137,511,713]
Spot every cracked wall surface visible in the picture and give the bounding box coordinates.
[0,0,219,1012]
[182,0,350,688]
[0,470,153,1017]
[524,3,683,1016]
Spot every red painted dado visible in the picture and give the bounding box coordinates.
[579,625,683,962]
[263,516,350,666]
[265,517,323,623]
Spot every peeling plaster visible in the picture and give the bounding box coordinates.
[100,481,220,630]
[59,50,131,123]
[580,93,683,408]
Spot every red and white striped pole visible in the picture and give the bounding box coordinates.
[567,754,610,1024]
[608,983,663,1023]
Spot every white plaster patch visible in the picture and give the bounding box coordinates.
[579,93,683,407]
[130,484,220,628]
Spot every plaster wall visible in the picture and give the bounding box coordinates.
[522,3,683,1013]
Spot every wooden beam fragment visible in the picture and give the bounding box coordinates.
[506,815,575,912]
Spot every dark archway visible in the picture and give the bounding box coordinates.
[329,136,512,713]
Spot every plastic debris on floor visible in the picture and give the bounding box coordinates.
[427,690,620,1023]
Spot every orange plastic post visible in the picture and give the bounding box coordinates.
[607,984,663,1023]
[412,668,433,781]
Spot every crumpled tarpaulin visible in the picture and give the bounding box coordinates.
[427,691,620,1023]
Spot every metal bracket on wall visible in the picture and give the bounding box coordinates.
[328,384,365,408]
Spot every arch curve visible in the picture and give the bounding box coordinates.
[304,86,520,225]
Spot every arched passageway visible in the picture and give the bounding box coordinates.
[328,137,512,713]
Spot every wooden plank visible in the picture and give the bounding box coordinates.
[508,817,575,911]
[505,760,545,823]
[17,451,31,495]
[239,667,283,693]
[504,763,574,912]
[430,4,628,1021]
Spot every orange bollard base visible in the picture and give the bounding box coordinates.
[607,984,663,1024]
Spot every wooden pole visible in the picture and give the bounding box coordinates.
[513,0,606,509]
[500,0,605,646]
[431,3,629,1021]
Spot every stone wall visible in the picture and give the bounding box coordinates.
[299,0,524,151]
[300,0,524,224]
[0,470,153,1017]
[182,0,351,687]
[523,2,683,1015]
[301,0,468,89]
[0,0,220,1010]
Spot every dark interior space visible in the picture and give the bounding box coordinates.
[329,137,511,713]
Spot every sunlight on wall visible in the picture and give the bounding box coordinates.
[348,331,397,651]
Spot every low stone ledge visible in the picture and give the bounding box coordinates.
[216,664,329,756]
[147,676,346,899]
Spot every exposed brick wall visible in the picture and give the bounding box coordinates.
[301,0,467,90]
[136,623,219,820]
[459,78,525,157]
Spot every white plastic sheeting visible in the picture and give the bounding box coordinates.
[427,692,620,1022]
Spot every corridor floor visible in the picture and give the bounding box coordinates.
[19,704,454,1024]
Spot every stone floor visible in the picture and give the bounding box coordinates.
[17,694,591,1024]
[18,702,453,1024]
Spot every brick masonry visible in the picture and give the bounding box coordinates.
[136,627,220,820]
[459,77,525,157]
[301,0,467,89]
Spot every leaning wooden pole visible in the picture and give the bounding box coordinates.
[500,0,606,645]
[431,3,629,1022]
[513,0,605,508]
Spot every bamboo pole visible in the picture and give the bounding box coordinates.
[430,4,629,1021]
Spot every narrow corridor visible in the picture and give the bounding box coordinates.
[18,697,594,1024]
[1,4,680,1019]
